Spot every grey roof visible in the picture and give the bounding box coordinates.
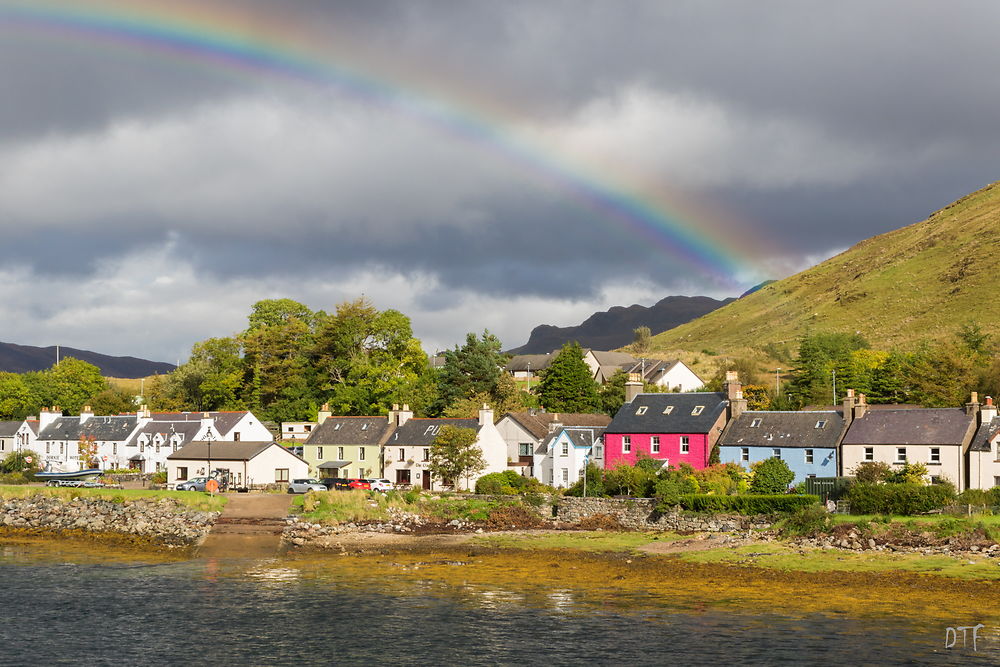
[37,415,139,442]
[605,392,728,434]
[720,411,845,449]
[970,416,1000,452]
[150,411,249,435]
[166,440,302,462]
[317,460,352,469]
[541,427,606,451]
[128,420,202,445]
[305,417,392,446]
[842,408,976,446]
[589,350,636,366]
[501,411,611,440]
[0,421,22,437]
[389,418,481,446]
[504,353,553,373]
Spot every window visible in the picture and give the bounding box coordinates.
[662,405,674,415]
[275,468,289,483]
[691,406,704,416]
[155,442,160,454]
[361,423,368,431]
[772,448,781,459]
[233,432,240,441]
[929,447,940,464]
[287,426,294,432]
[651,436,660,453]
[805,449,814,464]
[46,443,50,454]
[305,425,312,432]
[176,467,188,481]
[896,447,907,464]
[561,468,568,485]
[815,420,827,429]
[113,444,117,455]
[864,447,874,461]
[622,436,631,453]
[995,476,1000,488]
[423,448,430,462]
[359,447,366,461]
[635,406,648,415]
[741,447,749,462]
[317,446,323,459]
[680,436,690,454]
[399,448,406,461]
[750,418,762,428]
[561,442,569,456]
[519,443,532,457]
[338,446,344,460]
[594,445,603,459]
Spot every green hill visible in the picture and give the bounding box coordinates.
[649,181,1000,357]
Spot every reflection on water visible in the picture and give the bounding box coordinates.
[0,540,997,666]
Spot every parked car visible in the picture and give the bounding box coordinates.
[320,477,350,490]
[287,478,328,494]
[176,477,209,491]
[346,478,371,490]
[368,478,393,492]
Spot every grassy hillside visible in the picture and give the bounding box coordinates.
[650,182,1000,357]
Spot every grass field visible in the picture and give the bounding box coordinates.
[0,485,227,512]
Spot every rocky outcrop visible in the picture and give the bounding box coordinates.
[0,496,218,548]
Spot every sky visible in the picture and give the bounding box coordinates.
[2,0,999,364]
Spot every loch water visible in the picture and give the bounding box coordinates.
[0,541,996,666]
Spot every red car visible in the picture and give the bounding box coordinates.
[346,478,371,490]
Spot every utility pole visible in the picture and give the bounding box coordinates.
[832,369,837,405]
[775,368,781,396]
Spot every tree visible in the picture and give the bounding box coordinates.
[433,331,509,415]
[0,449,42,474]
[87,385,138,416]
[34,358,106,413]
[77,435,98,469]
[851,461,892,484]
[427,425,486,491]
[537,342,600,412]
[0,372,39,419]
[632,326,651,354]
[598,369,629,416]
[790,332,869,405]
[749,457,795,494]
[743,385,771,410]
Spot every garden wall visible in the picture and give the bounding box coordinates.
[547,496,773,532]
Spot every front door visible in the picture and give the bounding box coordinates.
[422,472,431,490]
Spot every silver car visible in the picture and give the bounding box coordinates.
[287,478,328,494]
[176,477,209,491]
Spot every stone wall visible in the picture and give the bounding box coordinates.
[0,496,219,548]
[546,496,773,532]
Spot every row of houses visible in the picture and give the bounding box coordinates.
[503,349,705,392]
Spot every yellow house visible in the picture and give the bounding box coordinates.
[301,405,393,479]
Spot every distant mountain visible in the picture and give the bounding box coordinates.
[648,181,1000,355]
[0,341,175,378]
[508,295,737,354]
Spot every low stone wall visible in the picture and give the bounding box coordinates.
[0,496,219,548]
[548,496,773,532]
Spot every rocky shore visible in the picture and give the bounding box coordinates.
[0,496,219,548]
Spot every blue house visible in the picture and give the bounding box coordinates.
[718,410,844,485]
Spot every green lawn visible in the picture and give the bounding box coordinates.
[0,485,227,512]
[681,543,1000,580]
[473,530,682,552]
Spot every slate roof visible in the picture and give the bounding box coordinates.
[127,420,203,445]
[841,409,976,446]
[504,353,553,373]
[970,416,1000,452]
[589,350,636,366]
[25,419,38,435]
[605,393,728,434]
[389,418,481,446]
[149,411,249,435]
[0,421,22,437]
[37,416,139,442]
[304,417,392,446]
[502,411,612,440]
[167,441,303,462]
[720,411,845,449]
[541,427,606,451]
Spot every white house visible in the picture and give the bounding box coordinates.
[0,418,38,456]
[967,397,1000,490]
[539,426,606,488]
[624,359,705,392]
[280,421,318,442]
[382,405,506,491]
[496,411,611,479]
[34,407,142,472]
[166,441,308,488]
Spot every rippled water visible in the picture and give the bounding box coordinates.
[0,541,996,666]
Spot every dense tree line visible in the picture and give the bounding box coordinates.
[0,358,135,420]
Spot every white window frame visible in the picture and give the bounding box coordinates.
[691,406,705,416]
[896,447,907,464]
[680,436,690,454]
[929,447,940,463]
[635,406,648,415]
[750,418,762,428]
[741,447,749,462]
[772,448,781,459]
[561,442,569,457]
[651,436,660,453]
[805,449,814,464]
[622,436,631,453]
[864,447,874,461]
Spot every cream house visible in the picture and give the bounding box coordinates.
[968,397,1000,490]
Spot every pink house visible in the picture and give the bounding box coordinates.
[603,375,740,470]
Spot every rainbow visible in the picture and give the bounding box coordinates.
[0,0,766,286]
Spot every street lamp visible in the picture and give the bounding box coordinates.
[204,425,215,486]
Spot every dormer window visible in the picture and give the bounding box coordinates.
[691,406,704,416]
[362,423,368,430]
[815,420,827,429]
[662,405,674,415]
[750,418,762,428]
[635,406,647,415]
[334,423,342,430]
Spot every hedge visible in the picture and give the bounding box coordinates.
[675,494,820,514]
[846,482,955,515]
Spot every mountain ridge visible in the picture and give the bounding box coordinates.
[0,341,176,378]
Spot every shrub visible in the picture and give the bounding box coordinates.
[885,462,929,485]
[0,450,42,475]
[653,471,700,510]
[150,471,168,485]
[692,463,743,495]
[564,463,607,497]
[958,488,993,506]
[749,457,795,494]
[851,461,892,484]
[604,462,657,497]
[475,471,527,495]
[677,494,819,514]
[846,482,956,515]
[779,504,832,536]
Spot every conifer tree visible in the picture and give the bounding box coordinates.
[537,342,600,412]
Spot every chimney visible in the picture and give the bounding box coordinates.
[966,391,981,416]
[79,405,93,424]
[625,373,643,404]
[136,404,151,421]
[38,407,60,431]
[725,371,742,400]
[318,402,332,425]
[478,403,494,427]
[729,388,747,421]
[201,412,214,436]
[854,393,868,420]
[396,404,413,426]
[980,396,997,425]
[842,389,856,426]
